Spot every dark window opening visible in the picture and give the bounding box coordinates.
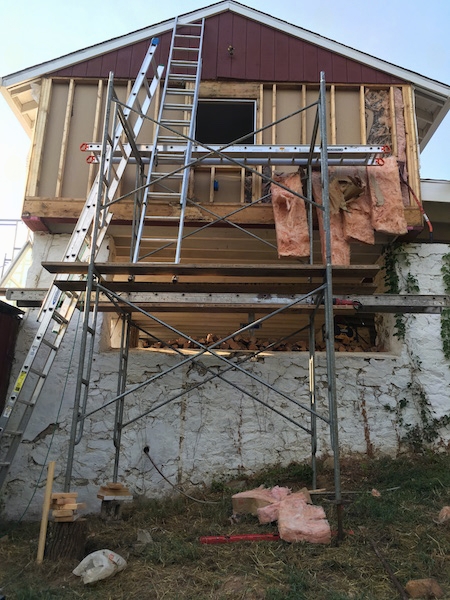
[195,100,255,145]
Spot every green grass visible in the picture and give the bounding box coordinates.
[0,453,449,599]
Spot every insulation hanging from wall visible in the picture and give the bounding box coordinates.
[271,172,310,259]
[311,172,351,266]
[310,159,408,265]
[367,156,408,235]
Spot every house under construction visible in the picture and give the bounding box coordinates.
[0,1,449,524]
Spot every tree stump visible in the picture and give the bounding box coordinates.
[45,519,88,561]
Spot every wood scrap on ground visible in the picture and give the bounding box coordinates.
[50,492,86,522]
[97,482,133,501]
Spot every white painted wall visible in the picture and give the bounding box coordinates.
[2,237,449,519]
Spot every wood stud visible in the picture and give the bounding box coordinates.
[86,79,104,193]
[26,78,52,197]
[359,85,366,144]
[330,85,336,145]
[389,86,398,157]
[55,79,75,197]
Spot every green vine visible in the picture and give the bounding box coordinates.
[381,243,420,339]
[441,253,450,361]
[381,246,450,449]
[384,352,450,451]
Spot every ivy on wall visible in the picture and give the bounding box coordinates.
[382,245,450,450]
[381,243,419,339]
[441,252,450,361]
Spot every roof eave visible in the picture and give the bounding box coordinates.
[2,0,449,96]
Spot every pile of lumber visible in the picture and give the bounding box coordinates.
[97,482,133,501]
[50,492,86,522]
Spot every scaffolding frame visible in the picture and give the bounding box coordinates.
[57,48,395,535]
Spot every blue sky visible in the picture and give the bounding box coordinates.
[0,0,449,225]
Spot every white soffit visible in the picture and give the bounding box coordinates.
[421,179,450,203]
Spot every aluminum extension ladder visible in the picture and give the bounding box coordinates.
[0,39,164,491]
[132,17,204,263]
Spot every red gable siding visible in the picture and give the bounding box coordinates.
[51,12,405,84]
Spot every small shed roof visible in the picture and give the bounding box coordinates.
[1,0,449,149]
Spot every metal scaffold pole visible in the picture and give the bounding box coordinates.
[318,71,343,540]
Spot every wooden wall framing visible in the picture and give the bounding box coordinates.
[24,77,422,221]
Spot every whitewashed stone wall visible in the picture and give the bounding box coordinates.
[2,237,449,519]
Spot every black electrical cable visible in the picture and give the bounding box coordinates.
[143,447,219,505]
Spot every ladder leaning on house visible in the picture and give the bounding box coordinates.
[0,38,166,490]
[132,17,205,264]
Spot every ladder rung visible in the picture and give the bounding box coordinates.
[164,103,193,111]
[1,430,23,437]
[148,192,181,200]
[28,368,46,380]
[161,119,191,126]
[152,172,184,179]
[41,339,58,351]
[171,59,198,65]
[155,154,185,164]
[140,237,178,242]
[175,33,202,39]
[17,399,34,407]
[81,378,89,386]
[158,136,188,144]
[52,311,69,325]
[166,88,195,96]
[0,462,11,467]
[177,22,202,28]
[87,326,95,335]
[173,46,200,52]
[168,74,197,81]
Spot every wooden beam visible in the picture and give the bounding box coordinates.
[43,261,380,279]
[26,78,52,197]
[359,86,366,144]
[199,81,259,99]
[87,80,104,193]
[301,85,307,145]
[330,85,336,145]
[389,86,398,157]
[23,195,422,230]
[55,79,75,197]
[23,197,277,225]
[403,85,421,205]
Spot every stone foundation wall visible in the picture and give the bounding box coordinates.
[2,237,449,519]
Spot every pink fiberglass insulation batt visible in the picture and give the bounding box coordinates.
[368,156,408,235]
[277,496,331,544]
[271,172,310,258]
[312,172,351,266]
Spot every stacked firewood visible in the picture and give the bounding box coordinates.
[142,334,381,352]
[143,334,308,352]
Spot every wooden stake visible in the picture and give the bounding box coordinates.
[37,461,56,564]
